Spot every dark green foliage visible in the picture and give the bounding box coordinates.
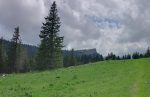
[93,54,104,62]
[63,49,103,67]
[105,52,116,60]
[132,52,145,59]
[63,49,77,67]
[1,38,36,73]
[28,56,36,71]
[139,53,144,58]
[145,47,150,57]
[80,54,94,64]
[7,27,22,73]
[63,55,70,67]
[122,54,131,60]
[132,52,140,59]
[69,49,76,66]
[1,39,37,58]
[116,56,121,60]
[36,1,63,70]
[78,53,103,64]
[2,38,103,72]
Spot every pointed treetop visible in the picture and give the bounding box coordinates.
[11,26,22,44]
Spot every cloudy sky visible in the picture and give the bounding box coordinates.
[0,0,150,56]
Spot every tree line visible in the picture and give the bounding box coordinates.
[0,1,63,73]
[0,1,150,73]
[63,47,150,68]
[105,48,150,60]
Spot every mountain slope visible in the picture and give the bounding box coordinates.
[0,58,150,97]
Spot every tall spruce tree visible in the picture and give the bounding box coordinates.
[36,1,63,70]
[145,47,150,57]
[69,48,76,66]
[132,52,140,59]
[8,27,21,73]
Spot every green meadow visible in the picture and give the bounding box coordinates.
[0,58,150,97]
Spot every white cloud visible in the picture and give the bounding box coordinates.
[0,0,150,56]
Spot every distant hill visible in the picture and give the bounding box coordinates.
[2,39,100,57]
[63,48,99,57]
[3,39,38,57]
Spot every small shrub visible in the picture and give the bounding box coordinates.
[72,75,78,80]
[25,91,32,97]
[56,76,60,79]
[49,84,54,87]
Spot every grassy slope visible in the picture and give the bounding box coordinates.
[0,58,150,97]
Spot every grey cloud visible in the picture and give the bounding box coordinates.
[0,0,150,56]
[0,0,46,44]
[118,0,150,44]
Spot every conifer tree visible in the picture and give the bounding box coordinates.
[132,52,140,59]
[8,27,21,73]
[69,48,76,66]
[145,47,150,57]
[36,1,63,70]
